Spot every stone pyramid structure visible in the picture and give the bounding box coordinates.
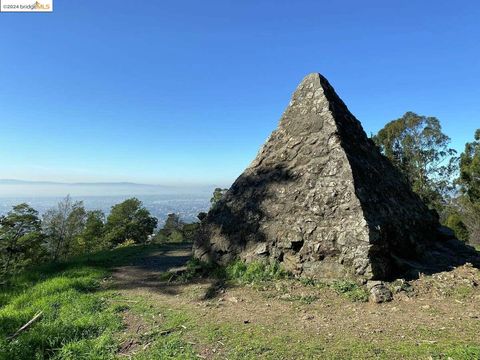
[193,73,477,280]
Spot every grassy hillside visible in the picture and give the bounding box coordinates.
[0,246,149,359]
[1,244,480,359]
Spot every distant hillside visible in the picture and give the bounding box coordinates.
[0,179,222,197]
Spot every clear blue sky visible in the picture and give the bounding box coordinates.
[0,0,479,186]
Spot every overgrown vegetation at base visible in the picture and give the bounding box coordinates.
[174,258,372,303]
[224,260,289,284]
[174,258,290,285]
[297,277,369,302]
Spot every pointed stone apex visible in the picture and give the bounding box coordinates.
[193,73,480,280]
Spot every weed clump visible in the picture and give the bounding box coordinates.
[225,260,289,284]
[331,280,369,302]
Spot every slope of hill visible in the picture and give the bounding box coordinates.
[1,243,479,359]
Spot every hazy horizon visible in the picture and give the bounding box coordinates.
[0,178,225,197]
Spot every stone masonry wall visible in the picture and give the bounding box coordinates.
[193,73,443,280]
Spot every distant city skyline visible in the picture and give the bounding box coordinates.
[0,194,211,225]
[1,1,479,185]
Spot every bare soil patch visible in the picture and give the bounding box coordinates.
[110,244,480,359]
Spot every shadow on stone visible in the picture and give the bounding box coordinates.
[193,73,480,281]
[317,75,480,279]
[194,164,298,264]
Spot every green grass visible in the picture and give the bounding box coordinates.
[195,319,480,360]
[0,244,176,360]
[2,244,480,360]
[134,334,196,360]
[112,296,197,360]
[194,317,480,360]
[0,266,120,360]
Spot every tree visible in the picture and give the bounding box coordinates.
[104,198,157,246]
[0,204,44,277]
[444,210,469,242]
[74,210,106,254]
[373,112,457,210]
[458,129,480,202]
[43,196,87,261]
[163,213,184,233]
[454,129,480,244]
[210,188,227,207]
[154,213,185,243]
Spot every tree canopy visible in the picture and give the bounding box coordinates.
[42,196,87,261]
[373,112,457,210]
[74,210,106,254]
[0,203,44,276]
[452,129,480,244]
[104,198,157,245]
[458,129,480,202]
[210,188,227,207]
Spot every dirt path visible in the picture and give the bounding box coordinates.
[109,244,480,359]
[111,243,193,292]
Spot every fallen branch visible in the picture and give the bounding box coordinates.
[142,325,184,339]
[8,311,43,340]
[107,299,139,303]
[158,327,177,336]
[118,339,137,354]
